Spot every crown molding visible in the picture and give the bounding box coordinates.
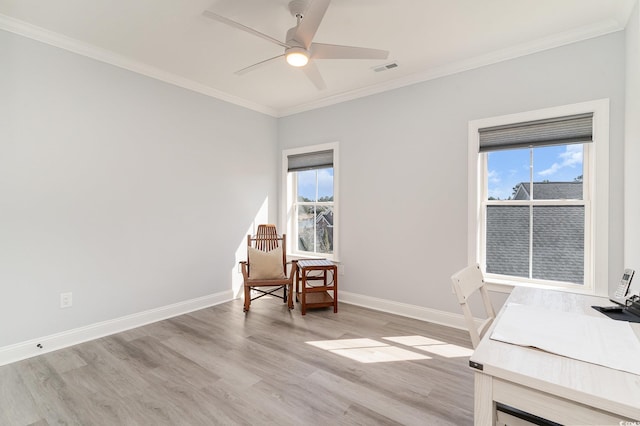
[277,18,625,117]
[0,13,278,117]
[0,13,626,118]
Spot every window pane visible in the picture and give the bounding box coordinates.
[297,170,317,202]
[315,205,333,253]
[532,206,584,284]
[532,145,583,200]
[297,204,314,251]
[297,205,334,254]
[486,206,529,277]
[296,168,333,202]
[317,168,334,201]
[487,149,530,200]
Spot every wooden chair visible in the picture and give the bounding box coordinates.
[240,225,297,312]
[450,264,496,348]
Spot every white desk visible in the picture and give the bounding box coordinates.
[470,287,640,425]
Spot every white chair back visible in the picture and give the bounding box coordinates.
[451,264,496,348]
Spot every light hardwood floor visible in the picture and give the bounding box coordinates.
[0,295,474,425]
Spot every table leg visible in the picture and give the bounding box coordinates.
[295,266,300,303]
[474,372,495,425]
[301,270,307,315]
[333,267,338,313]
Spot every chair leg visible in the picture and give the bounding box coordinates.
[287,283,294,310]
[243,285,251,312]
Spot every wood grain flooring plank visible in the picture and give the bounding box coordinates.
[40,349,87,374]
[342,402,406,426]
[127,336,221,390]
[307,368,456,426]
[229,379,320,425]
[19,356,116,425]
[160,335,263,391]
[69,339,148,397]
[0,365,43,425]
[201,382,298,426]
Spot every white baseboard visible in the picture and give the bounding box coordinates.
[0,290,233,367]
[340,291,470,331]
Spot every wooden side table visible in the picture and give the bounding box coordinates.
[296,259,338,315]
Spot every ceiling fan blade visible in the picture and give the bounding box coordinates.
[311,43,389,60]
[292,0,331,49]
[203,10,290,49]
[235,54,285,75]
[301,60,326,90]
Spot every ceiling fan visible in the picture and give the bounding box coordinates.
[202,0,389,90]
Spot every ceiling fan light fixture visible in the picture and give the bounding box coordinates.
[285,47,309,67]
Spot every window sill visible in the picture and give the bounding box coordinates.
[485,277,603,297]
[287,253,340,263]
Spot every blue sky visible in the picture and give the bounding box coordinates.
[487,144,583,199]
[297,168,334,200]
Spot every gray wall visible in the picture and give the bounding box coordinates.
[278,32,626,314]
[0,30,279,347]
[625,2,640,271]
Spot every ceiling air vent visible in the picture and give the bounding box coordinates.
[373,62,399,72]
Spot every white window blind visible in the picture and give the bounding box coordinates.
[478,113,593,152]
[287,150,333,172]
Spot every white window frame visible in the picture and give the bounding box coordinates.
[468,99,609,296]
[281,142,339,261]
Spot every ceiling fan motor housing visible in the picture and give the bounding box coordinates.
[286,27,305,48]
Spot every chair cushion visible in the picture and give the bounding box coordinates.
[248,246,286,279]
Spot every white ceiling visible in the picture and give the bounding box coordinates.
[0,0,636,116]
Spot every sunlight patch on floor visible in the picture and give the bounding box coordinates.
[414,344,474,358]
[306,338,384,350]
[306,338,430,363]
[383,336,444,346]
[384,335,473,358]
[306,335,473,363]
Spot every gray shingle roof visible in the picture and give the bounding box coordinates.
[487,182,584,284]
[513,181,582,200]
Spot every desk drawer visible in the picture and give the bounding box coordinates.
[493,378,629,425]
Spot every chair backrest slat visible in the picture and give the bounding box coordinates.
[450,264,496,349]
[255,224,279,251]
[451,264,485,303]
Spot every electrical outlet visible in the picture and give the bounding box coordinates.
[60,292,73,308]
[338,265,345,276]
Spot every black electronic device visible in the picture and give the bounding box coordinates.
[598,305,624,313]
[626,295,640,317]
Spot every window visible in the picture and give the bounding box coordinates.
[468,100,609,295]
[282,143,338,260]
